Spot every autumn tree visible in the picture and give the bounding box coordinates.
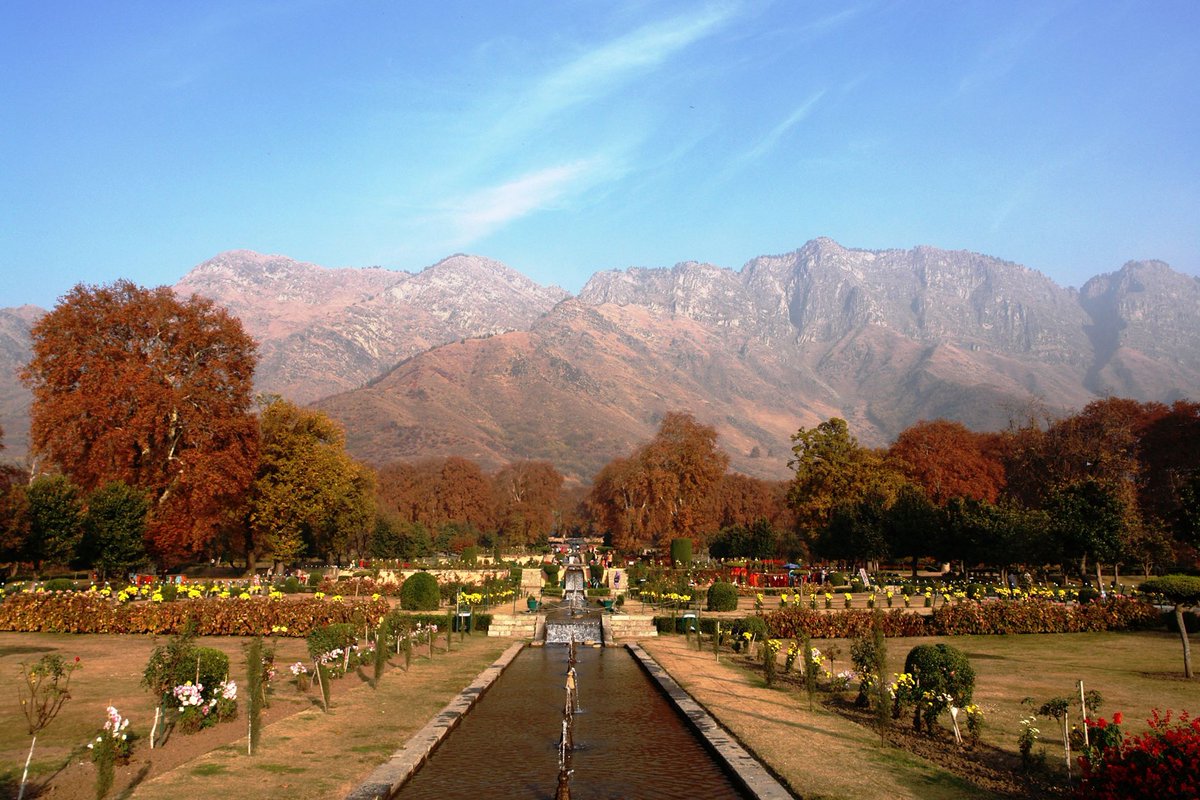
[245,398,372,570]
[1137,400,1200,552]
[492,460,563,548]
[716,474,791,530]
[587,412,729,553]
[888,419,1005,505]
[788,418,903,541]
[0,428,30,575]
[21,281,259,563]
[588,456,653,552]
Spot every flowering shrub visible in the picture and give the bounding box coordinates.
[0,592,388,636]
[171,679,237,733]
[1077,709,1200,799]
[88,705,132,799]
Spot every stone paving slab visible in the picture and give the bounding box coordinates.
[627,643,796,800]
[343,641,525,800]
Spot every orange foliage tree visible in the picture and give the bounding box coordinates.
[21,281,259,564]
[587,412,729,553]
[492,460,563,547]
[376,456,495,534]
[887,419,1005,505]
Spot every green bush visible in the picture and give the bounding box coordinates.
[828,572,847,587]
[670,538,693,566]
[460,546,478,566]
[307,572,323,588]
[158,583,179,602]
[730,616,769,650]
[1077,587,1101,604]
[400,572,440,611]
[966,583,987,600]
[280,576,302,594]
[307,623,358,660]
[1141,574,1200,603]
[706,581,739,612]
[585,587,611,597]
[179,646,229,692]
[850,578,866,593]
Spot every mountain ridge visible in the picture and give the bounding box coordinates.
[2,241,1198,484]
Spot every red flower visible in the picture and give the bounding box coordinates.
[1098,717,1108,728]
[1113,712,1123,725]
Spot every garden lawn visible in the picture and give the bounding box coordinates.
[642,636,995,800]
[646,629,1196,798]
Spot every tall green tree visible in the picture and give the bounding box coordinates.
[1046,478,1128,587]
[79,481,149,579]
[25,475,83,571]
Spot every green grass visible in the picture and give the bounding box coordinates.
[253,763,306,774]
[190,763,229,777]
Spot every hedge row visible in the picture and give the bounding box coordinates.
[761,596,1161,639]
[0,592,389,637]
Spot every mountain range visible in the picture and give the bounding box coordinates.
[2,239,1198,483]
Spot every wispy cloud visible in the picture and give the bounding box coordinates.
[484,3,738,151]
[431,157,621,246]
[956,4,1063,96]
[732,89,827,168]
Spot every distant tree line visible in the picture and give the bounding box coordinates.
[1,279,1196,580]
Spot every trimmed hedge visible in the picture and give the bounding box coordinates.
[0,592,388,637]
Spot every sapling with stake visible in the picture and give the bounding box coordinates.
[17,654,80,800]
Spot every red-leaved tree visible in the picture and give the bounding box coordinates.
[21,281,259,564]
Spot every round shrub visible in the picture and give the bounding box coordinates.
[827,572,847,587]
[850,578,866,593]
[670,537,693,566]
[543,563,560,585]
[1077,587,1101,604]
[707,581,739,612]
[904,643,975,703]
[400,572,440,611]
[280,576,302,594]
[966,583,987,600]
[306,572,323,588]
[460,546,478,565]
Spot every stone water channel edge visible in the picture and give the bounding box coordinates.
[344,641,795,800]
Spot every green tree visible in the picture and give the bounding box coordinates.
[1046,479,1128,588]
[78,481,149,579]
[25,475,83,571]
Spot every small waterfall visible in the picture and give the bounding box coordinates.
[544,542,603,645]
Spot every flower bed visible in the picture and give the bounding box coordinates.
[760,596,1161,639]
[0,592,388,636]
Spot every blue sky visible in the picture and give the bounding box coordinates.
[2,1,1198,309]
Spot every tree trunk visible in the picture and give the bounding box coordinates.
[1095,561,1104,597]
[1175,605,1193,679]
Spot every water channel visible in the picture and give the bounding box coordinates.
[396,644,749,799]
